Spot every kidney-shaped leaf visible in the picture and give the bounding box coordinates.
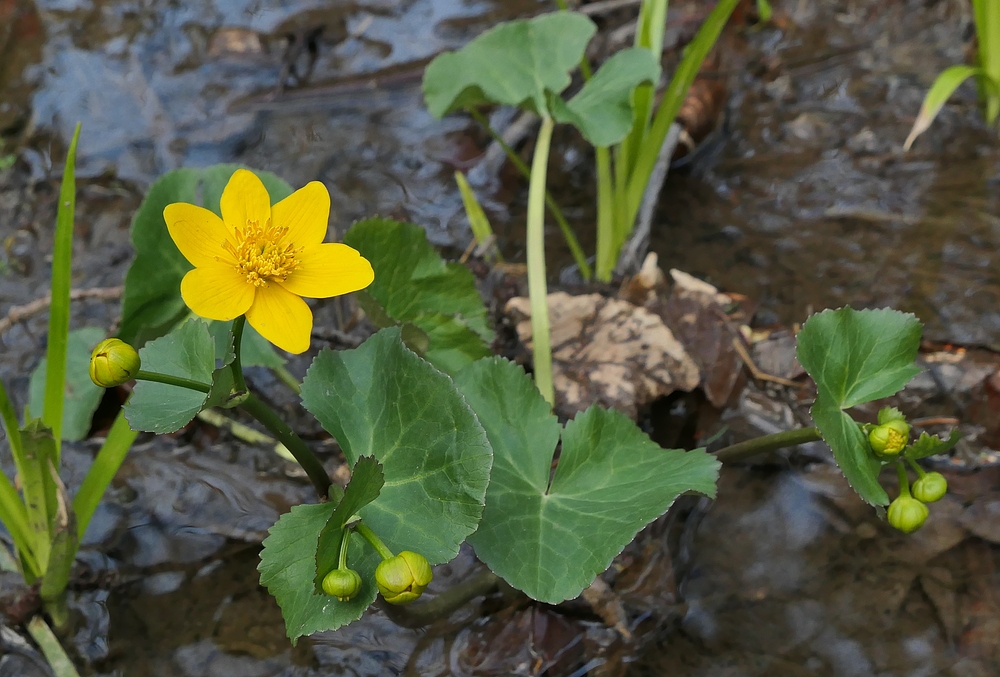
[423,11,596,118]
[797,307,923,505]
[123,319,216,433]
[454,357,719,604]
[550,47,661,147]
[259,503,381,643]
[300,328,492,564]
[344,218,493,374]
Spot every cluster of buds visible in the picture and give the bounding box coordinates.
[868,413,948,533]
[320,525,433,606]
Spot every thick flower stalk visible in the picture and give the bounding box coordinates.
[164,169,374,353]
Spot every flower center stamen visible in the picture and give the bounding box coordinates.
[223,218,301,287]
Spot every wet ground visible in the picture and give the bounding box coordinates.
[4,0,1000,675]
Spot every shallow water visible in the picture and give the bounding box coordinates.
[2,0,1000,675]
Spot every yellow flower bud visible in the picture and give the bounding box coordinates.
[89,338,141,388]
[322,568,362,601]
[912,472,947,503]
[887,495,928,534]
[374,551,433,605]
[868,419,910,458]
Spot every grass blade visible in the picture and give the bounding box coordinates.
[625,0,739,225]
[973,0,1000,123]
[903,64,980,150]
[19,420,59,571]
[73,410,137,540]
[42,123,82,459]
[26,616,82,677]
[455,171,502,262]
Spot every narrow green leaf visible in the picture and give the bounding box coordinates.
[259,503,381,642]
[73,410,137,540]
[423,12,595,117]
[43,122,82,457]
[796,307,923,505]
[551,48,660,147]
[906,430,962,460]
[904,64,981,150]
[0,377,36,576]
[300,328,492,565]
[626,0,740,224]
[455,357,719,603]
[757,0,773,22]
[19,420,59,570]
[454,171,500,261]
[123,319,216,433]
[0,375,24,463]
[314,456,384,592]
[26,617,81,677]
[29,327,106,442]
[39,463,77,603]
[974,0,1000,122]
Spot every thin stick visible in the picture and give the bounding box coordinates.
[0,287,122,336]
[728,337,807,389]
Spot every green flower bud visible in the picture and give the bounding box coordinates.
[912,472,948,503]
[887,495,929,534]
[322,568,362,601]
[868,419,910,457]
[89,338,141,388]
[374,551,433,605]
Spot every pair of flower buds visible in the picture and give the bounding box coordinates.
[323,550,433,605]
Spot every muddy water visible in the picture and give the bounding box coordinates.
[2,0,1000,674]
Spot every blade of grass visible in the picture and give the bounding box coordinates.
[973,0,1000,123]
[625,0,739,225]
[42,122,82,459]
[0,377,37,576]
[619,0,667,180]
[595,147,616,281]
[26,616,82,677]
[527,116,556,405]
[72,410,137,540]
[19,420,58,572]
[903,65,980,150]
[455,171,502,261]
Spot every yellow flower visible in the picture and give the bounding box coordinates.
[163,169,373,354]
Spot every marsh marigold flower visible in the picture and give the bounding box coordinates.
[164,169,373,354]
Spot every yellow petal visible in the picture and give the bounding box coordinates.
[279,243,375,299]
[220,169,271,232]
[246,284,313,354]
[164,203,233,268]
[271,181,331,246]
[180,266,255,321]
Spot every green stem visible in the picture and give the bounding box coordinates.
[595,146,615,282]
[272,365,302,395]
[897,461,911,497]
[713,427,822,464]
[906,457,927,479]
[338,526,352,570]
[27,616,80,677]
[135,370,210,393]
[231,316,248,394]
[239,393,331,499]
[73,409,137,540]
[355,521,394,561]
[527,116,556,405]
[379,568,500,629]
[467,108,591,280]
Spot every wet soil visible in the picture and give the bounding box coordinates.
[3,0,1000,675]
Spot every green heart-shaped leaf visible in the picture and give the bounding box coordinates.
[796,307,923,505]
[550,47,660,147]
[454,357,719,603]
[423,12,596,118]
[300,328,492,564]
[123,319,216,433]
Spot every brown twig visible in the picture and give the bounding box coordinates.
[0,287,122,336]
[729,336,807,389]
